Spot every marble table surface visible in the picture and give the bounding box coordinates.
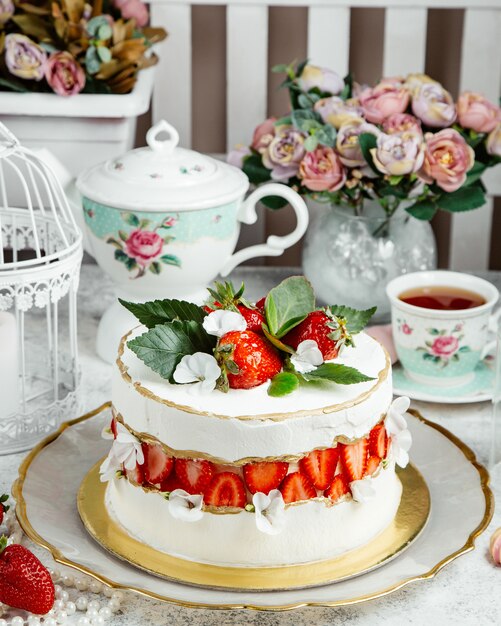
[1,264,501,626]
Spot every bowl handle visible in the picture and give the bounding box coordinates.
[219,184,309,276]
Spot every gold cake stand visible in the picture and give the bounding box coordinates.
[78,461,430,591]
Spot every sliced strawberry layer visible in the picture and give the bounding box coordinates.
[124,463,144,486]
[243,461,288,494]
[205,472,246,508]
[299,448,339,490]
[369,423,389,458]
[324,474,350,502]
[175,459,215,494]
[142,442,174,485]
[340,439,368,482]
[366,455,381,476]
[159,473,184,493]
[279,472,316,504]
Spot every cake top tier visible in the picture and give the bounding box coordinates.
[118,328,389,419]
[118,276,380,406]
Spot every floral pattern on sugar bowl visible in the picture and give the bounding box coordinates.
[83,197,239,280]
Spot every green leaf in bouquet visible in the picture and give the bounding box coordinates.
[242,154,271,185]
[291,109,321,131]
[358,133,380,175]
[304,135,319,152]
[274,116,292,126]
[302,363,375,385]
[128,320,217,381]
[268,372,300,397]
[328,305,377,334]
[85,47,101,75]
[438,185,486,212]
[97,46,112,63]
[405,199,437,221]
[265,276,315,338]
[298,93,314,109]
[119,298,207,328]
[464,161,487,187]
[260,196,289,210]
[0,77,29,93]
[388,175,404,186]
[11,15,52,40]
[272,64,290,74]
[315,125,336,148]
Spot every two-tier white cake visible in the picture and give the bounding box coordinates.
[102,319,410,567]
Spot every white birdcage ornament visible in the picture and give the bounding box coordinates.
[0,123,82,454]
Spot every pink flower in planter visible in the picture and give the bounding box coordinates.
[401,323,413,335]
[114,0,149,27]
[124,229,164,267]
[251,118,276,153]
[430,335,459,358]
[45,51,85,97]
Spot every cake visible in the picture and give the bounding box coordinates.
[100,277,412,568]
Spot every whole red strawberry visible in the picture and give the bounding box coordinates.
[237,304,265,333]
[0,541,55,614]
[284,310,343,360]
[217,330,282,389]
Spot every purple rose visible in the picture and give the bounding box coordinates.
[0,0,14,25]
[371,131,425,176]
[314,96,363,129]
[262,126,306,181]
[5,34,47,81]
[297,65,344,95]
[336,119,380,167]
[412,83,456,128]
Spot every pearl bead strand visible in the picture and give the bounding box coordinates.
[0,509,126,625]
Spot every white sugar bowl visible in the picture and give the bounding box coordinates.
[74,120,309,362]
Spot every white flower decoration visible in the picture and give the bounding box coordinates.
[99,422,144,483]
[101,423,114,440]
[173,352,221,394]
[252,489,286,535]
[351,477,376,503]
[99,451,121,483]
[290,339,324,373]
[202,309,247,337]
[168,489,204,522]
[385,396,412,468]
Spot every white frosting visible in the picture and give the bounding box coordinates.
[106,464,402,567]
[113,331,392,462]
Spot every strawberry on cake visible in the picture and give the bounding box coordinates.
[100,276,412,567]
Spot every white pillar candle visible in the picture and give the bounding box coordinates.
[0,311,19,420]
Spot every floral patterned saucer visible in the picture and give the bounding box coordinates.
[392,355,495,404]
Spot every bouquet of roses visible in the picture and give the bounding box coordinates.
[0,0,166,95]
[229,60,501,221]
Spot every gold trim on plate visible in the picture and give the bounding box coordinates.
[77,460,429,591]
[12,404,494,611]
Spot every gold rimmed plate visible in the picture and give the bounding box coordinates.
[13,403,493,611]
[77,461,429,591]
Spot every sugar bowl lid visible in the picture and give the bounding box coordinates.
[76,120,249,211]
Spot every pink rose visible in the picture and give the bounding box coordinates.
[117,0,149,27]
[402,323,412,335]
[125,229,164,267]
[358,80,410,124]
[383,113,422,136]
[430,335,459,357]
[457,92,501,133]
[45,51,85,96]
[419,129,475,192]
[299,147,346,192]
[412,83,456,128]
[262,126,306,181]
[251,118,276,153]
[487,124,501,157]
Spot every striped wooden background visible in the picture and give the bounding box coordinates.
[142,1,501,270]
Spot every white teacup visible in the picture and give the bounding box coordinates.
[387,271,500,388]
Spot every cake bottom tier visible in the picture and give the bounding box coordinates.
[105,465,403,568]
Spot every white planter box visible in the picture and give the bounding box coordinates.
[0,65,155,177]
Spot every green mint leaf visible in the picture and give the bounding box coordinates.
[262,324,294,354]
[302,363,375,384]
[405,199,437,221]
[268,372,300,397]
[127,320,216,380]
[119,298,206,328]
[328,305,377,334]
[264,276,315,338]
[358,132,380,175]
[437,185,486,212]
